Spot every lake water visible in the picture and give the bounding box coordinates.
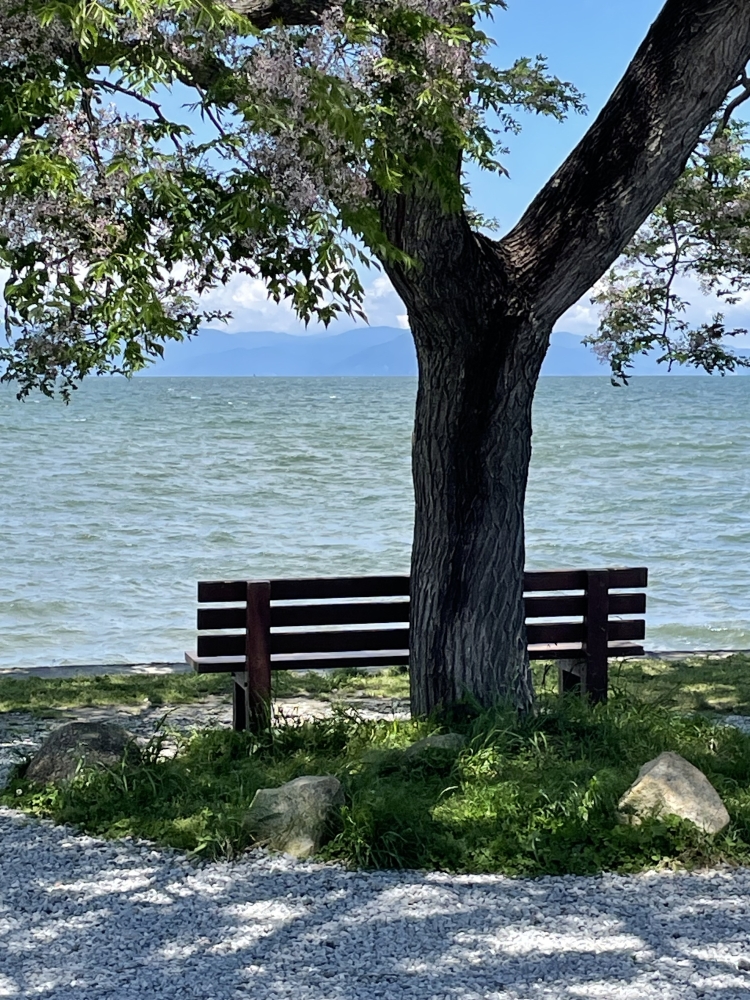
[0,376,748,667]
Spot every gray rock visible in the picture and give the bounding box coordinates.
[617,750,730,834]
[23,721,139,785]
[402,732,467,759]
[243,775,344,859]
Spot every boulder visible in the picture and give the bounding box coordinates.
[402,732,467,759]
[243,775,344,859]
[617,750,730,834]
[23,721,140,785]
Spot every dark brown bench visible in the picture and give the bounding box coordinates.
[185,567,647,731]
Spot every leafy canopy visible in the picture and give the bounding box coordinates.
[586,83,750,383]
[0,0,582,396]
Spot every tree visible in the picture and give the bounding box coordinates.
[2,0,750,717]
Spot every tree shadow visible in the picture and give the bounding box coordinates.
[2,807,750,999]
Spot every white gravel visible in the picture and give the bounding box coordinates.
[2,807,750,1000]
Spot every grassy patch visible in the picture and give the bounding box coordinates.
[3,656,749,717]
[611,654,750,716]
[0,672,234,715]
[5,694,750,875]
[533,654,750,717]
[272,664,410,700]
[0,666,411,715]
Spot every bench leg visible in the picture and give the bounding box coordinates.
[233,674,249,732]
[247,691,272,736]
[558,658,584,696]
[232,673,270,734]
[585,651,609,704]
[246,581,272,737]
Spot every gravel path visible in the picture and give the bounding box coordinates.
[2,808,750,1000]
[3,700,750,999]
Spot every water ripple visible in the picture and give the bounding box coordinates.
[0,375,748,665]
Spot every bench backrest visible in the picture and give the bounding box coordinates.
[196,575,411,672]
[190,568,647,712]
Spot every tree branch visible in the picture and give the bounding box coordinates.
[716,69,750,136]
[225,0,330,28]
[500,0,750,330]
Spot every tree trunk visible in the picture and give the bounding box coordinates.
[375,2,750,718]
[409,307,547,716]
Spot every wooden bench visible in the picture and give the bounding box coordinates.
[185,568,647,731]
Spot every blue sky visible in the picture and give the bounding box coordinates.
[468,0,666,234]
[206,0,750,345]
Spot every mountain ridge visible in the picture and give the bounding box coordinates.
[138,327,750,377]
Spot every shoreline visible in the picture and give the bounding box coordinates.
[2,649,750,680]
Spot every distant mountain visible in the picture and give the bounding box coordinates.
[330,334,418,375]
[140,326,416,376]
[139,326,750,377]
[542,333,605,376]
[542,332,750,375]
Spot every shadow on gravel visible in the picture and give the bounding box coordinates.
[1,808,749,1000]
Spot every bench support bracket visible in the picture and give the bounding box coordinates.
[583,569,609,703]
[240,580,272,734]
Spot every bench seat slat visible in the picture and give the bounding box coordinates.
[523,567,647,591]
[185,652,244,674]
[199,568,648,606]
[270,577,410,601]
[271,627,409,655]
[198,601,410,631]
[272,602,410,627]
[186,650,410,674]
[199,595,645,631]
[525,619,644,645]
[187,643,645,674]
[528,641,645,659]
[199,576,412,603]
[524,593,645,618]
[609,619,646,642]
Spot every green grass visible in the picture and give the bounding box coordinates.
[0,672,235,715]
[609,654,750,716]
[5,693,750,875]
[533,653,750,716]
[3,655,749,717]
[0,666,411,715]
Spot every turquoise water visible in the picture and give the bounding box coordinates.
[0,376,748,666]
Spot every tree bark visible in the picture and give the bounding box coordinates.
[408,312,544,716]
[379,189,544,715]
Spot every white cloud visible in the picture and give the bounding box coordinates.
[553,297,600,337]
[368,275,395,299]
[197,269,409,334]
[199,275,304,333]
